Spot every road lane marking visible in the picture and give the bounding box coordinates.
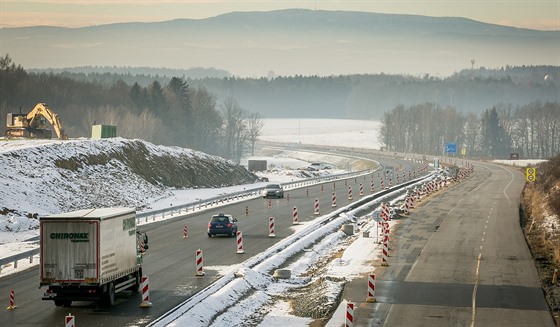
[471,252,482,327]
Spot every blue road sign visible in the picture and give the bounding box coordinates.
[446,143,457,153]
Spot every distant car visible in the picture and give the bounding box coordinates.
[262,183,284,198]
[307,162,332,171]
[207,213,238,237]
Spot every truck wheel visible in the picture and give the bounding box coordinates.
[101,282,115,306]
[131,272,141,292]
[108,282,115,305]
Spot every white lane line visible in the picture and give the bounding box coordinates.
[471,252,482,327]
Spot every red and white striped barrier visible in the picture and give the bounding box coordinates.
[292,206,299,225]
[195,248,205,276]
[383,223,389,244]
[380,178,384,189]
[403,198,409,214]
[332,192,337,207]
[236,231,244,253]
[366,274,376,303]
[348,186,353,200]
[183,225,188,239]
[389,178,392,186]
[359,183,364,196]
[6,289,16,310]
[65,313,75,327]
[346,302,355,327]
[382,240,389,266]
[268,199,271,209]
[381,203,390,221]
[268,217,276,237]
[140,276,152,308]
[396,172,400,183]
[370,180,374,192]
[314,198,320,215]
[245,205,249,216]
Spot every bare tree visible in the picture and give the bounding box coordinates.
[246,112,264,156]
[221,97,247,162]
[189,86,222,155]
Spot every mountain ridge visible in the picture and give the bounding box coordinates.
[1,9,558,77]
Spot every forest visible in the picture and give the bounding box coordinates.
[1,54,559,160]
[379,102,559,159]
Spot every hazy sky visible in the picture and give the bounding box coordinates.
[1,0,559,30]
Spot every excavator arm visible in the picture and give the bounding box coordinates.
[26,103,68,140]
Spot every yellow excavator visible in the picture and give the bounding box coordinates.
[6,103,68,140]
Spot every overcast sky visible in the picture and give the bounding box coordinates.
[1,0,558,30]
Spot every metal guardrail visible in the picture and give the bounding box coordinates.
[134,168,373,223]
[0,248,40,270]
[0,169,373,272]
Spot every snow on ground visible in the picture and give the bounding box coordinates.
[0,118,440,326]
[492,159,548,167]
[258,118,382,150]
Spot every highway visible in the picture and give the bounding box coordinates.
[0,152,424,326]
[345,161,555,326]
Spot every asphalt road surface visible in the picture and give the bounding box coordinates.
[344,161,555,327]
[0,152,425,327]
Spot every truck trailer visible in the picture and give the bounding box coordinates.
[40,207,148,307]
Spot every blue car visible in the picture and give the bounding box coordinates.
[207,213,238,237]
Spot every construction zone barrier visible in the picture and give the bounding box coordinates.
[366,274,377,303]
[314,198,320,215]
[346,302,355,327]
[292,207,299,225]
[6,290,16,310]
[183,225,188,239]
[359,183,364,196]
[382,240,389,266]
[348,186,353,200]
[370,180,375,192]
[195,248,205,276]
[140,276,152,308]
[332,192,337,207]
[268,217,276,237]
[236,231,244,254]
[65,313,75,327]
[245,205,249,216]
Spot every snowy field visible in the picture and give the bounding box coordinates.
[258,118,382,149]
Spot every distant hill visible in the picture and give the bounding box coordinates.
[1,9,558,77]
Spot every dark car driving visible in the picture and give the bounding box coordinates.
[262,183,284,198]
[207,213,238,237]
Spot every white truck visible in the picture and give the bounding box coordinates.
[40,207,148,307]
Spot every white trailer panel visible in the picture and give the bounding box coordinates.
[40,208,137,284]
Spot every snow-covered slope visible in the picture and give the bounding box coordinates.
[0,137,257,223]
